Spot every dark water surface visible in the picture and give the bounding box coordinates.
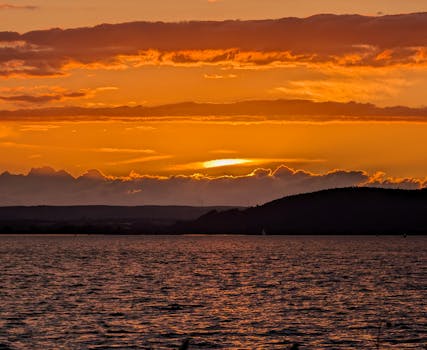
[0,235,426,349]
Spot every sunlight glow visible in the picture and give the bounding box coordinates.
[203,158,252,168]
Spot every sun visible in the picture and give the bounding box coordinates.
[203,158,252,169]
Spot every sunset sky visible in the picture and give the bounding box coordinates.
[0,1,426,205]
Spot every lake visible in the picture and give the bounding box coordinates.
[0,235,426,349]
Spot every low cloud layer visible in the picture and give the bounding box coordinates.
[2,99,427,122]
[0,165,424,206]
[1,13,427,77]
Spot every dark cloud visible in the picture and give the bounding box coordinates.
[1,99,427,122]
[0,13,427,76]
[0,165,424,206]
[0,91,87,103]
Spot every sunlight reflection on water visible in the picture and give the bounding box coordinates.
[0,235,426,349]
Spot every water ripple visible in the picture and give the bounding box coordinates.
[0,235,426,349]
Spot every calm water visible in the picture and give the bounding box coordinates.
[0,235,426,349]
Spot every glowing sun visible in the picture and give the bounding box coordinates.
[203,158,252,168]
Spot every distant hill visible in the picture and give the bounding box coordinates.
[174,187,427,235]
[0,205,237,234]
[1,188,426,235]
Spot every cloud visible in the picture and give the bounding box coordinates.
[0,141,37,148]
[19,124,60,132]
[91,147,155,154]
[2,99,427,122]
[0,165,424,206]
[0,4,37,10]
[273,77,411,103]
[1,13,427,77]
[95,86,119,92]
[0,86,117,106]
[365,171,425,190]
[210,149,238,155]
[0,91,87,103]
[106,155,172,166]
[204,73,237,79]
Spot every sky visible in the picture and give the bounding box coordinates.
[0,1,426,205]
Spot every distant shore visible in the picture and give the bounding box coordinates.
[1,187,426,235]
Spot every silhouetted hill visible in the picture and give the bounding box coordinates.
[174,187,427,235]
[1,188,426,234]
[0,205,236,234]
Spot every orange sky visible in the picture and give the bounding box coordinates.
[0,7,426,204]
[1,120,427,177]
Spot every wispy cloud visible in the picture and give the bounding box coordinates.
[0,86,118,106]
[91,147,155,154]
[0,91,87,103]
[204,73,237,79]
[0,4,38,10]
[210,149,238,155]
[19,124,60,132]
[106,155,172,166]
[273,77,411,103]
[0,141,39,148]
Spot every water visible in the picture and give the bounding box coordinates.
[0,235,426,349]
